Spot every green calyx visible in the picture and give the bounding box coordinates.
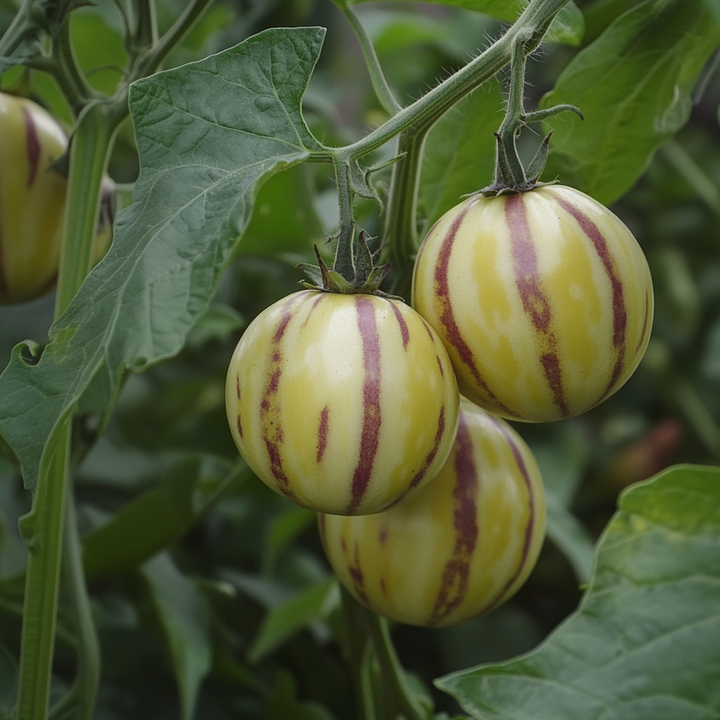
[299,230,395,297]
[479,37,583,197]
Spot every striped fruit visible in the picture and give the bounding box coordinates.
[412,185,654,422]
[225,289,460,515]
[319,397,546,627]
[0,92,68,304]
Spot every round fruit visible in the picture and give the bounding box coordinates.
[412,185,654,422]
[225,289,460,515]
[0,92,68,304]
[319,398,546,627]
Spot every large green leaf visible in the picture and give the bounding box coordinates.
[437,465,720,720]
[0,27,325,493]
[541,0,720,205]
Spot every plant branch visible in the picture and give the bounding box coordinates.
[51,19,96,118]
[0,0,37,58]
[320,0,571,162]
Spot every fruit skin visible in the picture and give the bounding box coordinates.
[225,289,460,515]
[412,185,654,422]
[319,398,546,627]
[0,92,68,304]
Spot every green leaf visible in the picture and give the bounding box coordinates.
[82,457,247,580]
[263,506,317,574]
[239,164,325,257]
[0,27,326,493]
[185,303,244,349]
[541,0,720,205]
[437,465,720,720]
[141,553,213,720]
[263,670,336,720]
[419,79,503,230]
[249,577,340,663]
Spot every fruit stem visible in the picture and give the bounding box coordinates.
[340,589,430,720]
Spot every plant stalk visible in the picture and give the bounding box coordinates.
[16,426,71,720]
[336,1,402,116]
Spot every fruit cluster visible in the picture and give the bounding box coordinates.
[225,186,654,626]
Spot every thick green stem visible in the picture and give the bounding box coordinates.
[384,129,429,296]
[16,426,71,720]
[55,103,122,317]
[18,96,124,720]
[494,39,527,187]
[336,2,402,116]
[333,156,356,280]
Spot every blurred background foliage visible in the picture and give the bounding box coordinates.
[1,0,719,717]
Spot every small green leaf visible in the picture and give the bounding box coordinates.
[141,553,212,720]
[263,670,336,720]
[437,465,720,719]
[249,577,340,663]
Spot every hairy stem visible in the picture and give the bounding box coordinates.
[324,0,570,161]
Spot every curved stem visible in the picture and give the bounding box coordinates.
[323,0,570,162]
[133,0,158,49]
[52,20,96,118]
[0,0,37,57]
[337,1,402,116]
[130,0,214,82]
